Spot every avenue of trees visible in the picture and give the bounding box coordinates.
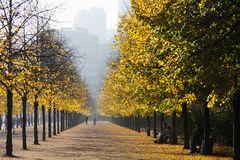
[99,0,240,159]
[0,0,90,156]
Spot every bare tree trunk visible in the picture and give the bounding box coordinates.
[63,110,65,131]
[201,101,212,155]
[137,115,141,133]
[182,102,190,149]
[34,100,39,144]
[22,95,27,149]
[134,116,137,131]
[60,110,63,132]
[6,89,13,156]
[160,113,164,133]
[171,110,177,144]
[6,0,13,155]
[42,105,46,141]
[0,115,2,130]
[153,111,157,138]
[57,109,60,134]
[48,107,52,137]
[69,112,72,128]
[53,107,56,135]
[71,112,74,128]
[65,111,68,130]
[146,115,151,136]
[233,90,240,160]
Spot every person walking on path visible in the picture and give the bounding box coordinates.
[93,117,96,125]
[85,116,88,125]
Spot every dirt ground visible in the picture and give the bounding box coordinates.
[0,121,232,160]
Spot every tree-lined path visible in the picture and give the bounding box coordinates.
[0,122,231,160]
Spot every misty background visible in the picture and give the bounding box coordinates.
[47,0,131,112]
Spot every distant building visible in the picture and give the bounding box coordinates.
[74,7,107,43]
[60,7,116,111]
[60,27,111,108]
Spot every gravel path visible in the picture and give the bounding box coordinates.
[0,121,232,160]
[0,121,147,160]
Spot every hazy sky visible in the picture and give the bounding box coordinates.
[47,0,119,29]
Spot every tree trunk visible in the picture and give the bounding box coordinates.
[6,89,13,156]
[57,109,60,134]
[160,113,164,133]
[132,116,135,131]
[34,100,39,144]
[134,116,137,131]
[22,95,27,149]
[171,110,177,144]
[60,110,63,132]
[153,111,157,138]
[137,115,141,133]
[66,111,68,130]
[63,110,65,131]
[6,0,14,154]
[201,101,212,155]
[132,116,134,130]
[70,112,72,128]
[182,102,190,149]
[72,112,74,128]
[127,117,130,129]
[130,116,133,130]
[48,107,51,137]
[68,112,71,128]
[233,90,240,160]
[146,115,151,136]
[53,107,56,135]
[0,115,2,130]
[42,105,46,141]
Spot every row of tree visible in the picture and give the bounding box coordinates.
[0,0,90,156]
[99,0,240,159]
